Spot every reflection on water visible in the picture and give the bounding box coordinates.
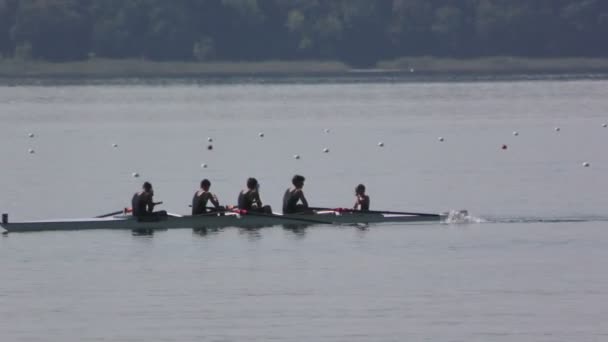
[282,225,309,238]
[131,229,156,236]
[238,227,263,241]
[191,227,225,239]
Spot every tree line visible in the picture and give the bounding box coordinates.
[1,0,607,67]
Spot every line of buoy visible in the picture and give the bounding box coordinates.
[24,125,604,180]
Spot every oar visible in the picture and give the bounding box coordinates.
[238,209,368,227]
[237,210,336,225]
[96,210,127,218]
[96,201,163,218]
[309,207,440,218]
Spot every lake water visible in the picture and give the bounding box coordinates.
[1,78,607,341]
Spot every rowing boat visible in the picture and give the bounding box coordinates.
[0,210,444,233]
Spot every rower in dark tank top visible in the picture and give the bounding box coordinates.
[192,179,221,215]
[132,182,155,217]
[238,177,272,213]
[282,174,310,214]
[131,182,166,220]
[353,184,370,211]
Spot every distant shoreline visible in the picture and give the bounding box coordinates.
[2,57,608,80]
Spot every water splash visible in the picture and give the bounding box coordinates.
[441,210,485,224]
[441,211,608,225]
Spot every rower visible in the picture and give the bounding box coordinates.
[132,182,166,220]
[353,184,370,211]
[192,179,222,215]
[238,177,272,214]
[282,174,311,214]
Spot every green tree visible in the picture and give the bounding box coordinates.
[431,3,477,57]
[388,0,434,56]
[10,0,92,61]
[0,0,18,57]
[335,0,391,67]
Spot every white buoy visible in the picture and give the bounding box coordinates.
[207,137,213,142]
[324,129,330,133]
[28,133,35,138]
[258,132,264,138]
[132,172,139,178]
[603,123,607,128]
[293,154,300,159]
[512,131,519,136]
[555,127,561,132]
[323,148,329,153]
[28,148,35,154]
[377,142,384,147]
[583,162,590,167]
[438,137,444,142]
[112,143,118,148]
[201,163,208,168]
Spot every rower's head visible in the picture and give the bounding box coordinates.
[355,184,366,195]
[143,182,153,192]
[292,174,305,189]
[247,177,258,190]
[200,179,211,191]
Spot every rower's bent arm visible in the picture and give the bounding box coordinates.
[210,194,221,208]
[300,193,309,207]
[255,192,263,206]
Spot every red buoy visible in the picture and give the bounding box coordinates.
[501,144,508,150]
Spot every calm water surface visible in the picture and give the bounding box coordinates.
[1,79,607,341]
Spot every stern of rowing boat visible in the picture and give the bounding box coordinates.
[1,213,9,234]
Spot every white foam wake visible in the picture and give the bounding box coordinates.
[441,210,485,224]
